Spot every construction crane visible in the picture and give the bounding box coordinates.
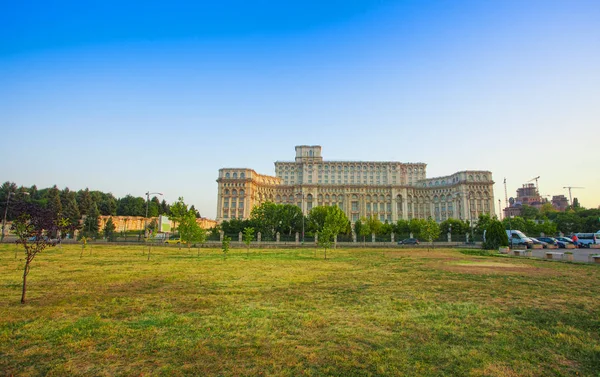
[528,176,540,192]
[563,186,584,206]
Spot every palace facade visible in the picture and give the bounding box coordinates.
[216,146,495,223]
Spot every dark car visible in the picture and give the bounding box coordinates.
[398,238,420,245]
[538,237,560,247]
[555,237,575,248]
[529,237,548,248]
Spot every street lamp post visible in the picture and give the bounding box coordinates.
[145,191,163,238]
[1,192,15,243]
[301,195,305,244]
[467,192,474,242]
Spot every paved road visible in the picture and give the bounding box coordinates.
[531,248,600,263]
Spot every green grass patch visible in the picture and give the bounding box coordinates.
[1,244,599,376]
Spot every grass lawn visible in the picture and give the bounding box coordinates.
[1,243,599,376]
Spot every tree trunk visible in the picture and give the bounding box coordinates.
[21,262,30,304]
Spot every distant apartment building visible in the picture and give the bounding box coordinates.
[216,146,495,223]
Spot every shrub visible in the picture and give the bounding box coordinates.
[484,219,509,250]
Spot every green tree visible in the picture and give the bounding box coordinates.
[520,205,540,220]
[47,185,62,218]
[307,206,329,234]
[420,218,441,249]
[104,217,116,241]
[77,188,92,216]
[117,195,145,216]
[278,204,303,236]
[82,203,100,239]
[169,197,189,233]
[222,235,231,259]
[440,218,469,236]
[394,219,410,236]
[409,218,426,237]
[358,217,371,243]
[243,227,254,257]
[250,202,280,240]
[474,213,493,236]
[179,210,207,250]
[324,206,350,240]
[553,212,581,234]
[62,195,81,233]
[540,202,556,217]
[484,219,509,250]
[353,219,363,240]
[365,216,382,237]
[317,227,333,260]
[502,216,526,232]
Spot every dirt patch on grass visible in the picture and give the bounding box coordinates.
[438,261,552,276]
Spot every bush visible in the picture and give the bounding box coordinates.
[484,220,509,250]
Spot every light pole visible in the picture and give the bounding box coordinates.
[1,192,15,243]
[145,191,163,238]
[467,192,474,242]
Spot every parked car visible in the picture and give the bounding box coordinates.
[555,237,575,248]
[574,233,598,248]
[398,238,420,245]
[529,237,548,248]
[165,235,181,245]
[506,230,534,248]
[538,237,560,247]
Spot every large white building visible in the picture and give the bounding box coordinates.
[216,146,494,223]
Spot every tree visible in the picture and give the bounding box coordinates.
[474,213,493,236]
[358,217,371,243]
[278,204,303,236]
[11,202,72,304]
[243,227,254,257]
[317,227,333,260]
[189,205,201,218]
[62,195,81,233]
[440,218,469,237]
[222,235,231,259]
[484,219,509,250]
[307,206,329,234]
[82,203,100,239]
[77,188,92,216]
[169,197,189,233]
[520,205,540,220]
[250,202,280,240]
[116,195,145,216]
[179,210,207,250]
[380,221,393,236]
[365,216,382,237]
[394,219,410,236]
[47,185,62,218]
[409,218,426,237]
[540,203,557,217]
[420,218,441,249]
[323,206,350,243]
[104,217,116,241]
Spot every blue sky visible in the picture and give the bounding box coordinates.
[1,0,599,218]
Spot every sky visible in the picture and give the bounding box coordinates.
[1,0,599,218]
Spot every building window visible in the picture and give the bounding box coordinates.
[352,202,358,211]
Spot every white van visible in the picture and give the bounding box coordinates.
[506,230,534,248]
[575,233,598,247]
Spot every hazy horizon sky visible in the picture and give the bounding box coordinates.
[2,0,599,218]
